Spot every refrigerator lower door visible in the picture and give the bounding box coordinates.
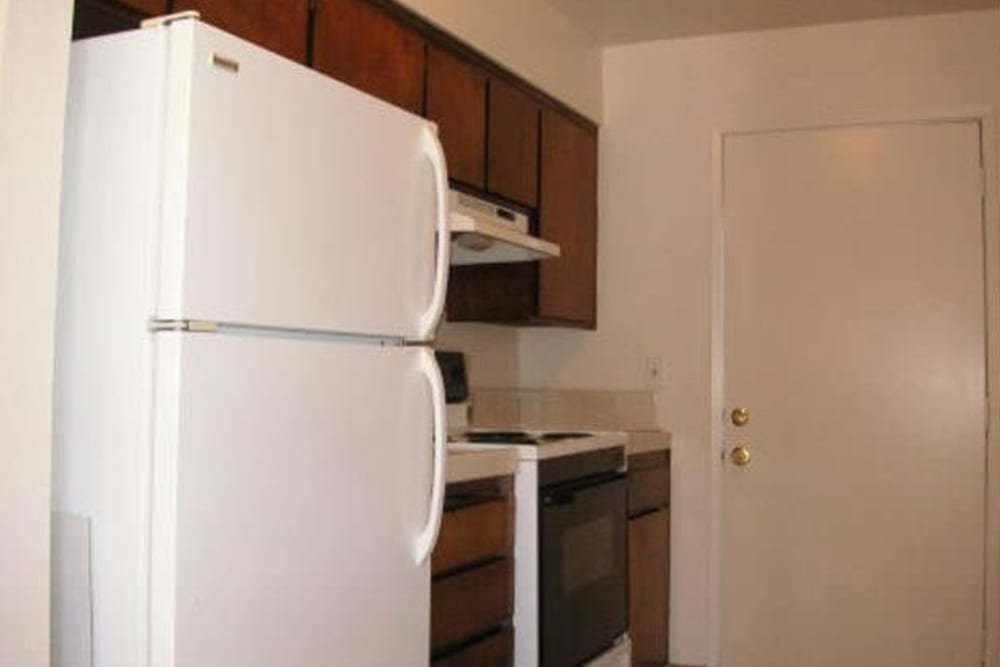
[155,20,449,340]
[149,333,443,666]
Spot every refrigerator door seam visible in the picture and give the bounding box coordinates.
[147,319,411,346]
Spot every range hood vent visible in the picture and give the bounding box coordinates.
[449,189,560,265]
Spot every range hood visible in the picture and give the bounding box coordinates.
[449,189,560,265]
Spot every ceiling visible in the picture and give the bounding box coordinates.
[546,0,999,45]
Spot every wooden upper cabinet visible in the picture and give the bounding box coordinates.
[72,0,168,39]
[538,108,598,328]
[426,46,487,189]
[487,78,539,207]
[173,0,310,63]
[313,0,426,115]
[118,0,168,14]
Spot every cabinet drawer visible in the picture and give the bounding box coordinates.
[431,558,514,653]
[628,451,670,517]
[431,626,513,667]
[433,498,513,576]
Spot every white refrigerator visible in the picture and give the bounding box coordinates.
[53,15,449,667]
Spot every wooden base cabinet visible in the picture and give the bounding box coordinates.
[431,627,513,667]
[629,509,669,666]
[627,451,670,666]
[431,477,515,666]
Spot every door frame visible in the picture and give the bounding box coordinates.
[707,108,1000,667]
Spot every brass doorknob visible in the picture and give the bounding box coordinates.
[730,446,751,466]
[731,407,750,427]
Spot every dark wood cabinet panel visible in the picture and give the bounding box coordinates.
[120,0,167,14]
[433,498,513,577]
[627,450,670,665]
[538,108,598,328]
[487,78,539,207]
[313,0,425,114]
[629,509,670,665]
[426,46,487,188]
[431,627,513,667]
[431,558,514,654]
[72,0,164,39]
[446,263,536,323]
[173,0,309,63]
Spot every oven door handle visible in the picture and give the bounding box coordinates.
[544,491,577,507]
[542,471,627,507]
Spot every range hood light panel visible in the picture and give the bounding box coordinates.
[448,189,560,265]
[455,232,496,252]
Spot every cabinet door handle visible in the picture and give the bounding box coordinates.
[416,123,450,340]
[414,347,447,564]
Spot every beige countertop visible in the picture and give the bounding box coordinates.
[446,446,518,483]
[626,430,672,456]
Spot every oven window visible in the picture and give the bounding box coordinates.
[562,515,614,594]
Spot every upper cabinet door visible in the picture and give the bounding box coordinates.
[173,0,310,63]
[425,46,487,189]
[313,0,426,115]
[487,78,539,207]
[119,0,168,14]
[72,0,169,39]
[538,109,598,328]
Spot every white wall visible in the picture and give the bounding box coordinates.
[395,0,603,120]
[437,321,520,387]
[519,10,1000,664]
[0,1,72,664]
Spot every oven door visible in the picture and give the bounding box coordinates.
[540,472,628,667]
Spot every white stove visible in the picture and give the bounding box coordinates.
[434,354,631,666]
[449,426,630,667]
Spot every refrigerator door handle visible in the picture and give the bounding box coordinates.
[416,124,450,340]
[413,346,447,564]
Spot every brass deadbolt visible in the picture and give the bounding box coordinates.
[731,407,750,427]
[730,446,752,466]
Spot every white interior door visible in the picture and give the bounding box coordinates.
[149,333,437,666]
[721,122,987,666]
[157,21,448,339]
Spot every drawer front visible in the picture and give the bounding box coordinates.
[431,558,514,653]
[628,453,670,517]
[431,626,513,667]
[433,498,513,576]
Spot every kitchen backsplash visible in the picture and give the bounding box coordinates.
[469,388,661,432]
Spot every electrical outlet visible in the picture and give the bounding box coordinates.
[645,357,664,388]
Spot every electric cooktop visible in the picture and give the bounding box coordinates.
[460,430,595,445]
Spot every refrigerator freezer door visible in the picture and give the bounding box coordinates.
[149,333,441,666]
[156,20,448,340]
